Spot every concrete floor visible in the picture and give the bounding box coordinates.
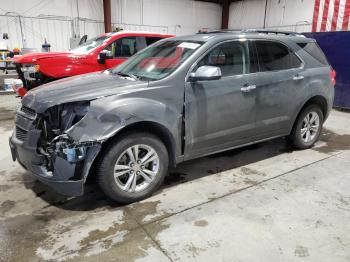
[0,93,20,121]
[0,110,349,262]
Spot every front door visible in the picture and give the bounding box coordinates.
[184,40,259,159]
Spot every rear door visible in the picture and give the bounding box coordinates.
[253,40,304,136]
[184,40,260,159]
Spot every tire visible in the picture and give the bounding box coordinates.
[97,132,169,204]
[289,105,324,149]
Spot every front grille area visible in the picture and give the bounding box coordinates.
[16,126,28,141]
[20,106,36,118]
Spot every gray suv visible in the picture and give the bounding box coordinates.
[9,30,335,203]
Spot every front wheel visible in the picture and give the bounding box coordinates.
[289,105,324,149]
[97,132,169,203]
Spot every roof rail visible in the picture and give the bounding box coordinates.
[197,28,305,37]
[197,29,240,34]
[241,29,305,37]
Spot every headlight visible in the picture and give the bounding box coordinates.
[21,64,40,73]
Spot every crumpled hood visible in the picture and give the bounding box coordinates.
[13,52,74,64]
[22,71,148,113]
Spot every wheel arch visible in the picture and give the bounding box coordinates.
[101,120,177,168]
[291,95,328,133]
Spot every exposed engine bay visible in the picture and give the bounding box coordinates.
[11,101,101,195]
[37,102,90,166]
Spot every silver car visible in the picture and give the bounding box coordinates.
[9,30,335,203]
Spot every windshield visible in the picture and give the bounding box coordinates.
[71,35,110,54]
[111,40,203,81]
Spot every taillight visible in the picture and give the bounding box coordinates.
[330,69,336,86]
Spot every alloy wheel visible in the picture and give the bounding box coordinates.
[113,144,160,193]
[301,111,320,143]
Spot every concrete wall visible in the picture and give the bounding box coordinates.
[0,0,221,51]
[229,0,315,32]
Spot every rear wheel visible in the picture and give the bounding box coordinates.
[289,105,324,149]
[97,132,168,203]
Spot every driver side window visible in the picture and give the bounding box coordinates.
[197,41,251,77]
[101,37,147,58]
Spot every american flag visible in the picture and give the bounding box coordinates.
[312,0,350,31]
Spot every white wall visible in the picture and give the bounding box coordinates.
[110,0,221,34]
[229,0,315,32]
[0,0,103,20]
[229,0,266,29]
[0,0,221,51]
[0,0,103,50]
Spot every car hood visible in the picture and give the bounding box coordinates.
[13,51,78,64]
[22,71,148,113]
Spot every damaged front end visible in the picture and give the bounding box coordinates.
[9,102,102,196]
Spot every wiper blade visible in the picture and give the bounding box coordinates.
[115,72,139,80]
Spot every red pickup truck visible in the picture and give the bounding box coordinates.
[13,31,173,96]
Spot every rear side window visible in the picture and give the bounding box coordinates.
[146,37,164,46]
[255,41,302,71]
[297,42,329,65]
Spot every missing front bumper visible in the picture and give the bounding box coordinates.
[9,135,101,197]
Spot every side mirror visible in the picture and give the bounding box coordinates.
[98,50,112,64]
[189,66,222,82]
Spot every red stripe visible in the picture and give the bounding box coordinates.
[312,0,321,32]
[342,0,350,30]
[320,0,330,32]
[331,0,341,31]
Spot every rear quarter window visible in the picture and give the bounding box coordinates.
[297,42,329,65]
[255,41,302,71]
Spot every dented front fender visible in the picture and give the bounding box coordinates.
[66,95,182,148]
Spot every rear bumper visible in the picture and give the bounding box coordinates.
[9,131,101,197]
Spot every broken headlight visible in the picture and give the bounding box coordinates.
[40,102,90,140]
[37,102,91,165]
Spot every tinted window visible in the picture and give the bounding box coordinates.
[255,41,302,71]
[197,41,252,77]
[115,37,137,57]
[102,37,136,58]
[102,37,149,58]
[146,37,163,46]
[297,42,328,65]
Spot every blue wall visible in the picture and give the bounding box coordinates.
[304,31,350,109]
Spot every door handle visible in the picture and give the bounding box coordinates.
[241,85,256,93]
[293,75,304,81]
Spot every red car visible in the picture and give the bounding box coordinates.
[13,31,173,97]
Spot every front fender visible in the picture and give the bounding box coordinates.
[39,57,98,78]
[66,95,182,145]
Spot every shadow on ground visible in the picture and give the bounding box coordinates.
[25,136,295,211]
